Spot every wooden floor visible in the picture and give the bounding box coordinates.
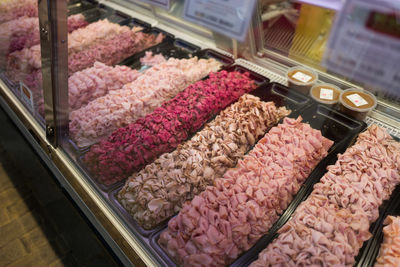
[0,108,119,266]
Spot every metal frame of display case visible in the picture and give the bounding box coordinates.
[1,0,400,266]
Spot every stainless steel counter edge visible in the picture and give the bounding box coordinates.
[0,80,158,267]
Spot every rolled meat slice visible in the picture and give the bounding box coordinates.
[375,216,400,267]
[118,94,290,229]
[159,116,333,266]
[251,125,400,267]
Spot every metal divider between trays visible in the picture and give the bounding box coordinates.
[148,98,368,267]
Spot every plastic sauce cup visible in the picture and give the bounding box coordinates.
[310,83,341,105]
[339,88,377,121]
[286,66,318,94]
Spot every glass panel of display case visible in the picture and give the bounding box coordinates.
[260,0,336,68]
[0,0,44,126]
[258,0,400,114]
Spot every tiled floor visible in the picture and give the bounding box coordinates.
[0,108,119,266]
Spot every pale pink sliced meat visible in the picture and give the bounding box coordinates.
[117,94,290,229]
[159,116,333,266]
[71,57,221,147]
[251,125,400,267]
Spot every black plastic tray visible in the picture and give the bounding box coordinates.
[149,102,367,267]
[119,33,234,71]
[68,0,98,15]
[105,75,306,239]
[222,65,269,86]
[251,82,312,113]
[109,186,166,237]
[69,47,232,154]
[74,5,113,23]
[70,4,136,25]
[66,19,173,154]
[75,65,270,194]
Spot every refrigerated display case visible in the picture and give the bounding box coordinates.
[0,0,399,266]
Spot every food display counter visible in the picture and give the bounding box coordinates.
[1,0,399,266]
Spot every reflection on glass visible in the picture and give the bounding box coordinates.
[261,1,335,68]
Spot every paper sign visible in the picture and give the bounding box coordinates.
[320,88,334,100]
[292,71,313,83]
[183,0,257,42]
[346,93,368,107]
[19,82,34,113]
[136,0,170,9]
[324,0,400,99]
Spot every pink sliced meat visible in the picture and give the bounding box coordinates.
[22,62,142,118]
[70,57,221,147]
[117,94,290,229]
[68,19,133,54]
[159,116,333,266]
[83,70,257,186]
[68,30,163,73]
[6,19,138,82]
[251,125,400,267]
[140,51,166,66]
[0,0,38,24]
[0,14,88,69]
[66,14,89,33]
[69,62,142,110]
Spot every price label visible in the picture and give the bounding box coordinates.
[136,0,170,9]
[292,71,313,83]
[320,88,334,100]
[324,0,400,99]
[183,0,257,42]
[19,81,34,113]
[346,93,368,107]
